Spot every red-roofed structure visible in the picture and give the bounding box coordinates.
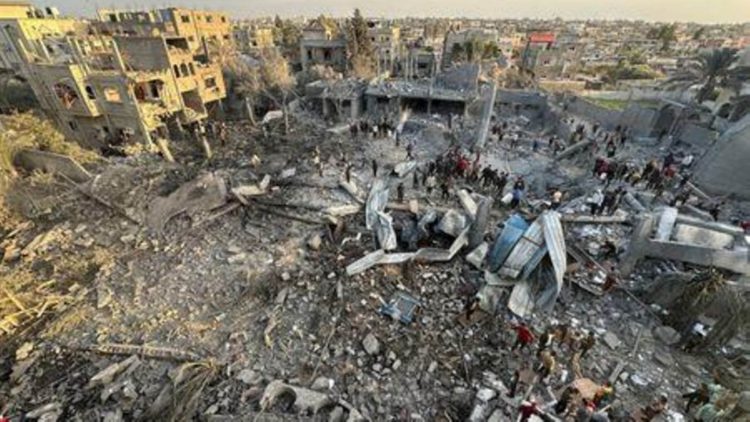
[529,32,556,45]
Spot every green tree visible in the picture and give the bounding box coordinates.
[346,9,375,77]
[653,24,677,51]
[665,48,738,103]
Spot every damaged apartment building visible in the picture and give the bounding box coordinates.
[0,2,230,149]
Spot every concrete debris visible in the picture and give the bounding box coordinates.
[362,332,381,355]
[15,149,92,183]
[259,380,333,415]
[653,326,681,345]
[437,209,469,237]
[466,242,488,269]
[231,175,271,201]
[146,172,227,232]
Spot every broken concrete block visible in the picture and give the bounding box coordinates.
[279,167,296,179]
[362,333,381,355]
[260,380,333,415]
[235,369,262,386]
[147,172,227,233]
[88,355,140,389]
[602,332,621,350]
[437,210,468,237]
[653,326,681,345]
[25,402,62,421]
[673,224,734,249]
[307,233,322,251]
[466,242,488,269]
[310,377,334,391]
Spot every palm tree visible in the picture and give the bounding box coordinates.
[665,48,738,103]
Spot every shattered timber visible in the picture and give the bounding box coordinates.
[2,85,750,421]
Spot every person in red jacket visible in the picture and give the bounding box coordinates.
[512,322,535,352]
[519,400,541,421]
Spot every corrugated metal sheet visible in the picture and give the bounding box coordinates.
[542,211,567,288]
[498,218,545,278]
[487,214,529,272]
[507,211,567,317]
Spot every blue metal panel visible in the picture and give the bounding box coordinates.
[487,214,529,272]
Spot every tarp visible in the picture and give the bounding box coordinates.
[487,214,529,272]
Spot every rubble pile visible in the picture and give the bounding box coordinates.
[1,92,749,422]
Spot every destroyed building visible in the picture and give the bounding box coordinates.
[365,63,481,117]
[0,3,229,148]
[232,24,274,56]
[299,19,347,73]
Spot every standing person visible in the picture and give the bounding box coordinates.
[587,189,604,215]
[683,383,710,412]
[406,142,414,160]
[412,169,419,188]
[426,174,436,196]
[397,183,405,203]
[681,153,695,169]
[551,188,563,210]
[643,395,669,420]
[555,387,580,415]
[532,138,540,152]
[519,400,542,422]
[512,322,535,352]
[345,163,354,183]
[579,331,596,359]
[606,139,617,157]
[537,349,557,381]
[599,189,617,215]
[371,159,378,177]
[602,270,619,293]
[495,171,509,194]
[440,178,451,199]
[709,201,723,221]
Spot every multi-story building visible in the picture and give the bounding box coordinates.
[299,19,346,73]
[233,23,274,56]
[0,4,229,149]
[368,23,401,74]
[442,28,499,69]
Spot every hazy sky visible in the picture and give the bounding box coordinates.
[48,0,750,23]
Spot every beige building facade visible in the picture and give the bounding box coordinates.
[0,4,230,149]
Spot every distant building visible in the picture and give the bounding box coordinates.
[368,23,401,74]
[299,20,346,73]
[0,5,229,149]
[233,24,274,56]
[442,28,499,69]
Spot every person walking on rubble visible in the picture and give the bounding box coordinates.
[440,177,452,199]
[683,382,710,412]
[587,189,604,215]
[555,386,581,415]
[709,200,724,221]
[537,349,557,381]
[512,322,535,352]
[345,164,354,184]
[397,183,405,203]
[551,188,563,210]
[426,174,436,196]
[406,142,414,160]
[579,331,596,359]
[643,394,669,420]
[371,159,378,177]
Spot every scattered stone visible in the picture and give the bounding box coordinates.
[362,333,381,356]
[236,369,262,386]
[603,332,622,350]
[310,377,333,391]
[227,253,247,264]
[15,342,34,361]
[307,233,322,251]
[653,326,681,345]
